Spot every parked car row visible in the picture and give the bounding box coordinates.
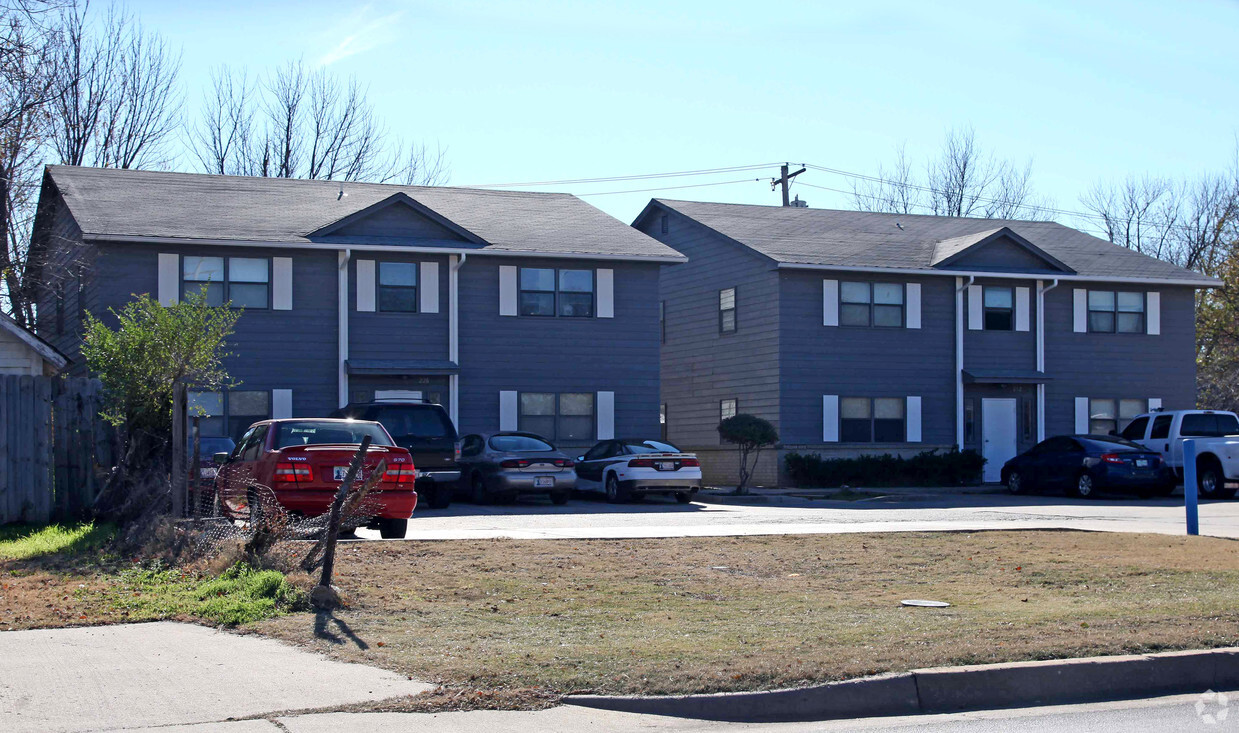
[204,398,704,537]
[1001,409,1239,499]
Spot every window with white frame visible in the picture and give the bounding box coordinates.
[719,288,736,333]
[983,286,1014,330]
[378,262,417,312]
[720,398,737,421]
[840,397,906,442]
[1087,291,1145,333]
[188,389,271,441]
[840,282,903,327]
[518,392,594,441]
[1088,398,1146,434]
[519,268,594,317]
[182,256,269,308]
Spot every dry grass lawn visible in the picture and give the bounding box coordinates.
[246,530,1239,696]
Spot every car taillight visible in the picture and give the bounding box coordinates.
[501,458,531,468]
[628,458,656,468]
[454,442,463,461]
[384,464,416,484]
[273,462,311,484]
[681,457,700,467]
[553,458,575,468]
[1100,453,1126,465]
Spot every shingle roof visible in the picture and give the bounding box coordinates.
[44,166,685,261]
[650,200,1216,285]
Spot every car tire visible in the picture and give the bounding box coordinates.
[1072,472,1096,499]
[1006,471,1027,495]
[427,483,452,510]
[550,490,570,505]
[377,518,407,539]
[470,472,490,505]
[1197,459,1236,500]
[674,491,695,504]
[605,473,630,504]
[246,486,266,530]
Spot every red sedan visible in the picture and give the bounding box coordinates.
[213,418,417,538]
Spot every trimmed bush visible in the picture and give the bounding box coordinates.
[785,448,985,488]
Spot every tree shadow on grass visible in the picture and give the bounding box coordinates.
[314,609,369,650]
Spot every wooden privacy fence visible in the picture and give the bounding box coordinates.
[0,375,113,525]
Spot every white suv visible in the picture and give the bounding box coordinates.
[1119,409,1239,499]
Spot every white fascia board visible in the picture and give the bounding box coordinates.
[774,262,1219,288]
[84,235,688,264]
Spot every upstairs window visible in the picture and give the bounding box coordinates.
[720,398,737,421]
[183,256,269,309]
[719,288,736,333]
[1088,291,1144,333]
[983,286,1013,330]
[379,262,418,312]
[840,282,903,327]
[519,268,594,317]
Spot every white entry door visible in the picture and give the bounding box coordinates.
[981,398,1018,483]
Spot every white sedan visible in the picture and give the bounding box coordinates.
[574,439,702,503]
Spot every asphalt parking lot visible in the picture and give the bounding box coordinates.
[354,489,1239,541]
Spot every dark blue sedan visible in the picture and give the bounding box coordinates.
[1000,435,1174,499]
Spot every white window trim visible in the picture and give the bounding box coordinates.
[420,261,439,314]
[905,283,921,329]
[356,259,376,312]
[823,279,839,326]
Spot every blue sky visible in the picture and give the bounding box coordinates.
[130,0,1239,231]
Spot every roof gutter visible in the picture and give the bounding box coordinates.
[82,234,688,264]
[774,261,1218,288]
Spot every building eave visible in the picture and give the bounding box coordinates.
[774,261,1219,288]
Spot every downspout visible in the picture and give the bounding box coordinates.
[448,252,467,428]
[338,249,351,408]
[955,276,975,450]
[1036,278,1059,442]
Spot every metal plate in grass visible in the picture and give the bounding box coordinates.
[901,599,951,608]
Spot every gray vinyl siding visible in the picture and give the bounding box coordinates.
[638,211,781,447]
[779,271,956,446]
[349,253,451,362]
[963,277,1038,372]
[1043,284,1197,436]
[941,239,1060,272]
[92,242,340,418]
[456,255,661,447]
[32,194,92,372]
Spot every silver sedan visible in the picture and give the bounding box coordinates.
[457,432,577,505]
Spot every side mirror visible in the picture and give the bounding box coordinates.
[212,452,230,465]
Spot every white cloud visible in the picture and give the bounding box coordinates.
[318,6,407,66]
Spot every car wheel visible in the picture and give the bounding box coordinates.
[674,491,695,504]
[470,472,490,505]
[246,486,266,530]
[428,483,452,510]
[605,473,630,504]
[377,518,407,539]
[1196,459,1235,499]
[550,490,570,505]
[1006,471,1026,495]
[1072,472,1096,499]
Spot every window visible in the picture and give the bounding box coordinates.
[519,268,594,317]
[378,262,417,312]
[518,392,594,441]
[719,287,736,333]
[983,286,1014,330]
[720,398,737,421]
[273,420,393,449]
[840,397,906,443]
[227,390,270,440]
[1088,291,1144,333]
[584,441,612,461]
[461,434,484,457]
[840,282,903,327]
[190,389,271,441]
[1180,413,1239,437]
[1150,414,1173,440]
[490,434,556,451]
[240,424,268,461]
[188,391,225,437]
[660,301,666,343]
[1120,416,1150,441]
[182,256,269,309]
[1088,398,1145,435]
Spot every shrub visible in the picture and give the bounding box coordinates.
[718,414,779,493]
[784,448,985,488]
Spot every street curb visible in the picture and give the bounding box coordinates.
[565,647,1239,723]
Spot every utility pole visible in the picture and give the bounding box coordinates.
[771,163,806,206]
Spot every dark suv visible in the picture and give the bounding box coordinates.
[328,401,459,509]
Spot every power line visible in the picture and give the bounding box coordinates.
[462,163,780,189]
[576,177,764,197]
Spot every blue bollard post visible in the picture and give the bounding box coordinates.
[1183,438,1199,536]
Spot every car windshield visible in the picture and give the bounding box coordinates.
[489,434,554,452]
[189,437,235,456]
[625,441,680,454]
[273,421,394,449]
[371,407,454,441]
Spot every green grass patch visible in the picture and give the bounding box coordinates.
[98,563,305,626]
[0,522,117,561]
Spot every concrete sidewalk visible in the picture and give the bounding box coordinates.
[0,622,431,733]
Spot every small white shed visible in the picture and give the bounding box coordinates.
[0,313,67,376]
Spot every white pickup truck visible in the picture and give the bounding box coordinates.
[1118,409,1239,499]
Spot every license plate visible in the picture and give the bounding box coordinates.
[534,476,554,488]
[657,461,675,471]
[1136,459,1149,468]
[333,466,349,481]
[200,467,218,478]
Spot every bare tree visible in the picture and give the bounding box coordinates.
[852,127,1049,220]
[50,2,181,170]
[188,60,449,185]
